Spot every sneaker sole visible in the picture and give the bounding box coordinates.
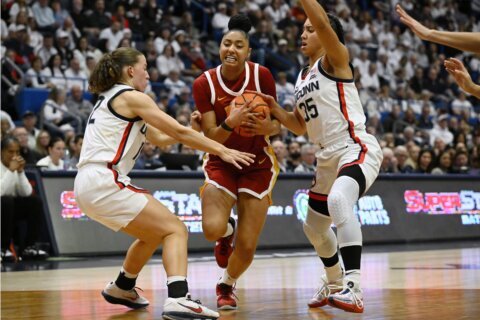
[307,298,327,308]
[162,311,218,319]
[217,304,237,310]
[327,297,364,313]
[101,291,149,309]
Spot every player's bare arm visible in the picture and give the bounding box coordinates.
[122,90,255,169]
[145,125,178,148]
[247,90,306,136]
[444,58,480,99]
[300,0,350,70]
[396,4,480,54]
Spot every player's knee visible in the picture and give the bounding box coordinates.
[328,191,349,227]
[235,242,256,262]
[202,220,225,241]
[303,209,331,245]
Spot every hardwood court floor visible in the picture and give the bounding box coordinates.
[2,246,480,320]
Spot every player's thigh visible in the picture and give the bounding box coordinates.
[236,193,270,250]
[122,194,187,245]
[201,184,236,229]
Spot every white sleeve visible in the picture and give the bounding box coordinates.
[1,168,17,196]
[16,171,33,197]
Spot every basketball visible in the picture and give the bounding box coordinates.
[225,93,270,137]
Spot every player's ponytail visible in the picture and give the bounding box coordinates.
[88,47,143,94]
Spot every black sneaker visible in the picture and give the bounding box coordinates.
[22,246,49,260]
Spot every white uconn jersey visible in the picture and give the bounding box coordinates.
[77,84,147,175]
[295,58,366,146]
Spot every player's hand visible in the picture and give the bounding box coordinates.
[218,147,255,169]
[444,58,477,94]
[226,99,256,128]
[395,4,432,40]
[242,111,274,136]
[190,110,202,132]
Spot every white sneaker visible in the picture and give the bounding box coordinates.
[307,274,343,308]
[162,294,219,319]
[327,277,364,313]
[101,281,149,309]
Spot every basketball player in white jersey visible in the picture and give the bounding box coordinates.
[249,0,383,313]
[74,47,255,320]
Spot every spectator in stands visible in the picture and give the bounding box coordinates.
[21,111,40,150]
[99,21,126,52]
[73,36,101,72]
[65,58,88,90]
[250,20,276,65]
[36,136,66,170]
[68,134,83,169]
[275,71,295,106]
[294,143,316,173]
[211,2,230,33]
[55,29,74,69]
[26,56,53,89]
[70,0,88,34]
[405,142,420,170]
[12,127,42,165]
[153,27,171,55]
[65,85,93,131]
[430,114,454,146]
[32,0,57,33]
[35,33,57,68]
[61,17,82,51]
[35,130,51,158]
[431,150,454,174]
[394,145,414,173]
[264,0,290,25]
[272,139,288,172]
[52,0,71,28]
[133,140,163,170]
[361,63,380,92]
[42,53,67,89]
[380,147,397,173]
[4,24,34,71]
[452,151,471,174]
[451,91,474,119]
[42,87,80,138]
[164,70,187,100]
[1,136,49,261]
[417,102,434,129]
[83,0,111,37]
[414,149,436,173]
[286,140,302,171]
[156,44,185,78]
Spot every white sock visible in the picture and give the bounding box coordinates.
[221,221,234,238]
[121,267,138,279]
[219,270,237,286]
[325,261,343,283]
[167,276,187,285]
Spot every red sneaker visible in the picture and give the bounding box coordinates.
[216,283,237,310]
[214,217,236,269]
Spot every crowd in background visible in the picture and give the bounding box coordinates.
[1,0,479,174]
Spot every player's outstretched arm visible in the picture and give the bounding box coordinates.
[396,4,480,54]
[300,0,349,68]
[127,91,255,169]
[444,58,480,99]
[246,90,306,136]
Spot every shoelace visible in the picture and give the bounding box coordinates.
[314,277,342,299]
[185,294,202,305]
[219,284,238,300]
[129,286,144,299]
[338,288,364,309]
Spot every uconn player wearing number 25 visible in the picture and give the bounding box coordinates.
[74,47,255,320]
[249,0,383,314]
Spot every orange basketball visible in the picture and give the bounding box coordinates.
[225,93,270,137]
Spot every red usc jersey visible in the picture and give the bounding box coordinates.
[193,61,277,156]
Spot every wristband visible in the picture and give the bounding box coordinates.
[221,121,234,132]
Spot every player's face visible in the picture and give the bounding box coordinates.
[301,19,322,57]
[220,31,251,68]
[130,55,149,92]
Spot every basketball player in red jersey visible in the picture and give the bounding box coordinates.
[192,14,280,310]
